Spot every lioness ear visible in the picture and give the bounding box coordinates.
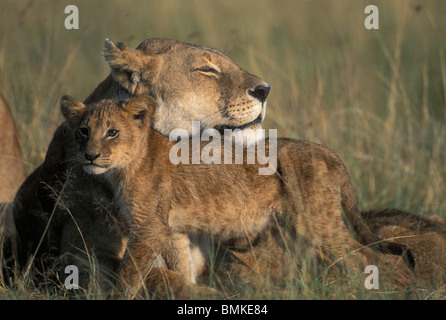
[103,39,153,95]
[123,96,157,127]
[60,95,86,124]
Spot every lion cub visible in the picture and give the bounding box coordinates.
[60,95,413,298]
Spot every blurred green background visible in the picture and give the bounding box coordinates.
[1,0,445,216]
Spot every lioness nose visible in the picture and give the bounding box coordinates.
[249,85,271,103]
[85,153,101,162]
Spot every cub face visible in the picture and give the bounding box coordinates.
[103,38,271,135]
[60,95,154,175]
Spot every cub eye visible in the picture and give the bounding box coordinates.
[79,127,89,138]
[106,129,119,139]
[196,66,220,76]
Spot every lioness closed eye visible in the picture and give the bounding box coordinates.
[60,95,414,298]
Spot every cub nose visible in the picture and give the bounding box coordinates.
[84,152,101,162]
[248,84,271,103]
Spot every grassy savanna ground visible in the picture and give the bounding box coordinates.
[0,0,445,299]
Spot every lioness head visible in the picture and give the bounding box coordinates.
[60,95,155,175]
[91,38,270,138]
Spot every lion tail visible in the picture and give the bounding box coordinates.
[340,181,415,271]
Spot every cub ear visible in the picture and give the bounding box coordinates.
[60,95,86,124]
[123,96,157,127]
[103,39,153,95]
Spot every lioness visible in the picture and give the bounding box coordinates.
[0,91,25,203]
[87,38,270,138]
[6,38,424,296]
[60,95,413,298]
[0,91,25,282]
[6,38,272,291]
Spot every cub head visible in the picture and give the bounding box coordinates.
[60,95,155,175]
[100,38,270,137]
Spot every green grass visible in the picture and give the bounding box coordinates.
[1,0,446,299]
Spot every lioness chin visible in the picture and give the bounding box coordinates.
[60,95,413,298]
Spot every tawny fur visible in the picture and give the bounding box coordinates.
[225,209,446,293]
[0,91,25,281]
[5,38,444,296]
[86,38,269,135]
[363,209,446,288]
[61,95,412,298]
[0,91,25,203]
[5,38,271,293]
